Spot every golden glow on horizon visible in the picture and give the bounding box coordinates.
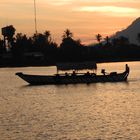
[0,0,140,44]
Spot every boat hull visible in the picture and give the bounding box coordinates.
[16,71,129,85]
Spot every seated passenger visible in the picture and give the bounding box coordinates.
[85,71,90,76]
[101,69,106,75]
[72,71,76,76]
[65,72,69,76]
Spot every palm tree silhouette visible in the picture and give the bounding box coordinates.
[96,34,102,43]
[44,30,51,42]
[63,29,73,39]
[104,36,109,44]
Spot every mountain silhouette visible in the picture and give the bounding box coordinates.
[114,17,140,45]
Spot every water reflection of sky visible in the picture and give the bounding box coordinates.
[0,61,140,139]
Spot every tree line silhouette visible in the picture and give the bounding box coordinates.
[0,25,140,67]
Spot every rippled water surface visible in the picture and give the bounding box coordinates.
[0,62,140,140]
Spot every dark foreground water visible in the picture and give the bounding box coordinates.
[0,62,140,140]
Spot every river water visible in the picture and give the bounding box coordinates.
[0,62,140,140]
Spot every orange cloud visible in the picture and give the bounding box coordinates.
[75,6,140,17]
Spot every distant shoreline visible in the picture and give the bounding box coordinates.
[0,58,140,68]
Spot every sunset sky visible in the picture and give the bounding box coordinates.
[0,0,140,44]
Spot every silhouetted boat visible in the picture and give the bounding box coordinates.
[15,62,129,85]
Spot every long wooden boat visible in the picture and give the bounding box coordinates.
[16,62,130,85]
[16,70,129,85]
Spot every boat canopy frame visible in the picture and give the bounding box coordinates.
[56,62,97,72]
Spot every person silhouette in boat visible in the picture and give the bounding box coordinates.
[85,71,90,76]
[101,69,106,75]
[65,72,69,76]
[72,71,76,76]
[125,64,130,73]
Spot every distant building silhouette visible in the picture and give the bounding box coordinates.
[1,25,16,51]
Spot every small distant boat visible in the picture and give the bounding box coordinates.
[16,62,129,85]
